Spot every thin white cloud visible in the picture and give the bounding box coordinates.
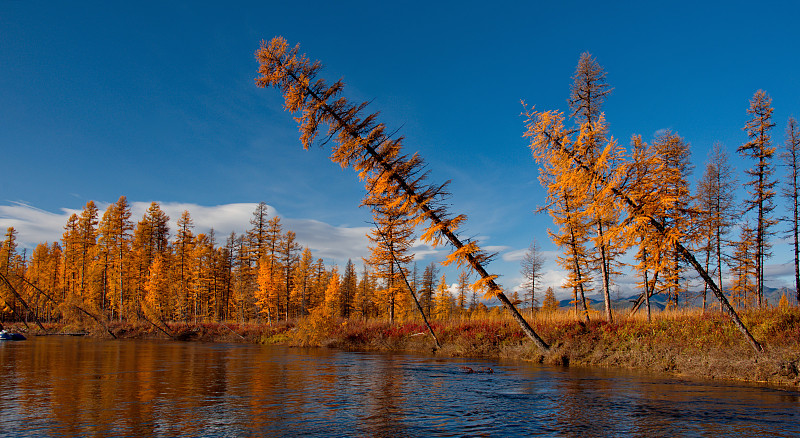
[408,238,442,262]
[0,202,79,247]
[139,202,270,237]
[283,217,370,264]
[502,248,528,262]
[502,247,560,263]
[484,245,511,254]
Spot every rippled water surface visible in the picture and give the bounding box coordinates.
[1,337,798,437]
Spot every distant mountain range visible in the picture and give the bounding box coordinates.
[557,286,797,311]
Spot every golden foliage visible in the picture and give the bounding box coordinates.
[255,36,512,320]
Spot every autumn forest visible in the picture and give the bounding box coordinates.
[1,38,799,362]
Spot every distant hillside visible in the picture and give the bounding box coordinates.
[557,286,797,311]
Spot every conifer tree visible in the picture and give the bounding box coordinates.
[519,240,546,315]
[353,264,374,320]
[696,143,737,311]
[569,52,613,126]
[542,287,559,313]
[256,252,280,322]
[174,210,195,320]
[256,36,549,350]
[144,253,172,321]
[652,131,695,308]
[535,129,593,321]
[248,202,271,262]
[215,236,234,321]
[76,201,99,298]
[730,224,757,308]
[303,258,326,312]
[456,270,470,316]
[279,230,301,319]
[340,259,357,318]
[25,244,53,319]
[232,233,256,322]
[62,214,80,300]
[93,214,112,313]
[626,135,659,320]
[738,90,778,307]
[265,217,283,315]
[245,202,271,303]
[433,274,452,320]
[365,212,414,322]
[99,196,133,320]
[34,242,63,319]
[324,267,341,317]
[420,262,438,319]
[131,202,170,318]
[191,232,215,321]
[0,228,20,316]
[364,175,415,323]
[782,116,800,303]
[292,247,314,316]
[0,227,17,276]
[568,53,620,322]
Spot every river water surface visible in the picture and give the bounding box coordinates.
[0,337,798,437]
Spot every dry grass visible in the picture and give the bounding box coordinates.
[307,307,800,387]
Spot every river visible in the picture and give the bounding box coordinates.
[0,337,798,437]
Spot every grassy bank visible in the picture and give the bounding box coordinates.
[7,307,799,387]
[289,307,800,387]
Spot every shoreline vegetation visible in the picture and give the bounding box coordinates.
[7,306,799,388]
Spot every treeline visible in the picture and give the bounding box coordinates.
[0,200,496,325]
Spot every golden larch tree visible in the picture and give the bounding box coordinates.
[433,274,452,320]
[174,210,195,320]
[324,267,341,318]
[568,53,621,322]
[255,36,549,351]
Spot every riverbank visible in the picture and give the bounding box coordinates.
[318,309,800,388]
[6,307,799,388]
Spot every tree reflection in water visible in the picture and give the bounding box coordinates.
[0,338,798,437]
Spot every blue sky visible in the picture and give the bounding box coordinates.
[2,1,799,298]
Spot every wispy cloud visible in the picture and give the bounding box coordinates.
[0,202,80,247]
[501,247,560,263]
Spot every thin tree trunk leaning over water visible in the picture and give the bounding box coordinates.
[0,272,47,332]
[255,37,549,352]
[15,273,116,338]
[526,110,763,353]
[138,308,175,340]
[0,296,31,330]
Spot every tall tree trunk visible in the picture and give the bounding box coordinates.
[597,222,612,322]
